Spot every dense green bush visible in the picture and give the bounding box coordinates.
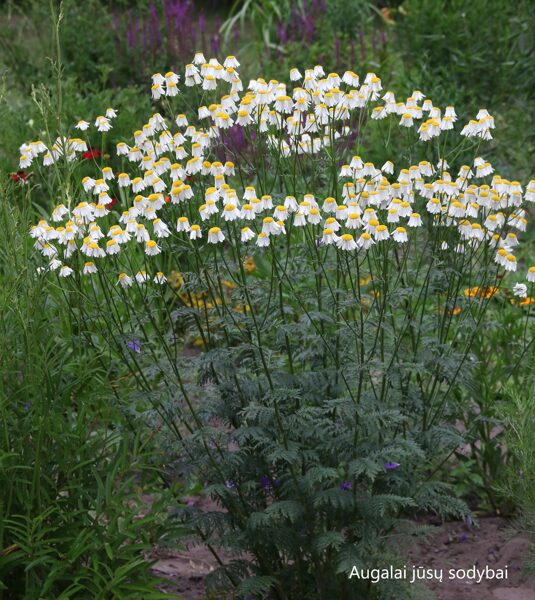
[23,39,535,595]
[0,181,167,598]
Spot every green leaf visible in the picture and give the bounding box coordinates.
[265,501,304,523]
[312,531,345,554]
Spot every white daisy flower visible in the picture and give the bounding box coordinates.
[117,273,133,288]
[145,240,161,256]
[208,227,225,244]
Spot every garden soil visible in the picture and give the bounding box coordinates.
[407,516,535,599]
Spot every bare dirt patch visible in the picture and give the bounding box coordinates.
[406,517,535,599]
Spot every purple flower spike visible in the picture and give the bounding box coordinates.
[210,34,220,55]
[384,462,400,470]
[276,22,288,45]
[340,480,352,491]
[127,339,141,353]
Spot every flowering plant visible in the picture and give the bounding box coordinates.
[23,53,535,598]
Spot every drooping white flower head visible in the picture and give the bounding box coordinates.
[117,273,133,288]
[208,227,225,244]
[75,120,90,131]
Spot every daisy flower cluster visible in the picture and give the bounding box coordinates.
[19,109,118,169]
[25,53,535,287]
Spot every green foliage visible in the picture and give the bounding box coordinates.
[0,182,167,598]
[81,226,488,598]
[325,0,372,36]
[0,0,223,92]
[449,290,535,512]
[223,0,384,82]
[392,0,535,179]
[397,0,535,106]
[222,0,296,48]
[224,0,372,49]
[496,384,535,573]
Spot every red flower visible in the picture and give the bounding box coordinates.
[10,171,29,183]
[82,148,102,160]
[108,198,118,209]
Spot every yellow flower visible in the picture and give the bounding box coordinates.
[190,296,206,309]
[520,297,535,307]
[463,286,498,299]
[234,303,252,314]
[168,271,184,289]
[463,286,479,298]
[179,293,192,307]
[483,287,499,299]
[243,256,256,273]
[192,336,206,348]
